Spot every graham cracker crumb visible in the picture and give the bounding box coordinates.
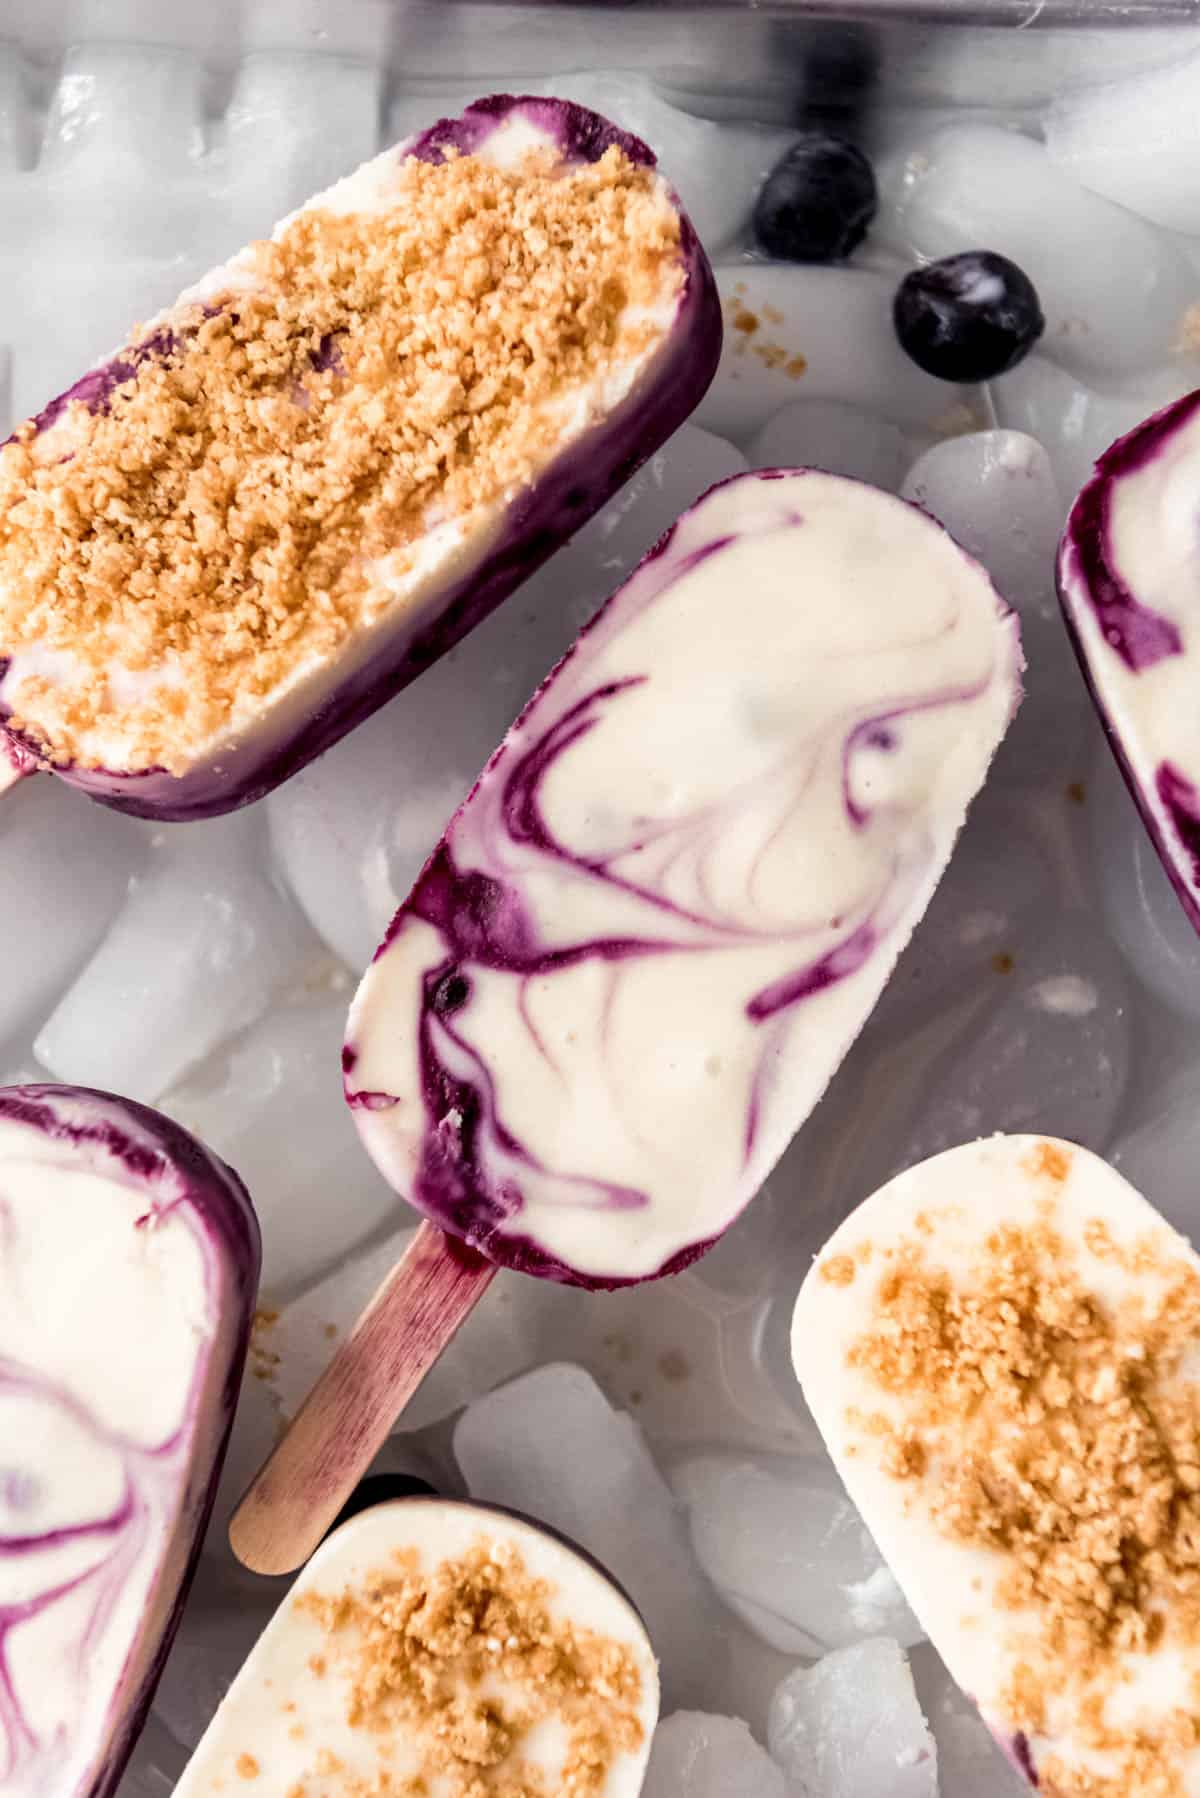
[819,1253,857,1287]
[1025,1139,1073,1184]
[846,1209,1200,1794]
[280,1538,647,1797]
[235,1752,260,1779]
[0,143,682,775]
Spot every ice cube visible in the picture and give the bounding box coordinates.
[695,264,982,444]
[993,356,1198,508]
[220,52,383,231]
[672,1453,923,1657]
[643,1713,787,1798]
[1045,53,1200,237]
[115,1714,187,1798]
[899,429,1086,785]
[0,47,33,169]
[41,44,206,176]
[453,1363,724,1710]
[164,993,396,1295]
[150,1574,279,1754]
[909,1645,1025,1797]
[876,124,1195,381]
[269,424,745,969]
[1111,1056,1200,1245]
[533,72,795,253]
[769,1641,937,1798]
[749,399,907,490]
[36,812,318,1106]
[0,777,143,1049]
[1089,747,1200,1021]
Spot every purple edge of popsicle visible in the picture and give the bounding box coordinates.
[0,1084,260,1798]
[344,469,1022,1290]
[0,94,721,822]
[1057,385,1200,937]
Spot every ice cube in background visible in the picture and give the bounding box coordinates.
[0,778,143,1049]
[1112,1056,1200,1245]
[908,1645,1025,1797]
[41,43,205,177]
[221,52,383,227]
[695,264,981,444]
[36,811,318,1106]
[768,1640,937,1798]
[642,1713,787,1798]
[994,356,1198,508]
[165,994,395,1294]
[532,72,795,254]
[1045,53,1200,237]
[114,1714,188,1798]
[672,1454,923,1658]
[860,908,1131,1188]
[0,46,34,169]
[875,125,1195,382]
[387,83,499,143]
[454,1363,723,1710]
[899,430,1086,785]
[151,1574,280,1755]
[749,399,907,490]
[269,423,746,970]
[1089,747,1200,1021]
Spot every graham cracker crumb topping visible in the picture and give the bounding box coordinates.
[846,1196,1200,1796]
[278,1537,647,1796]
[0,143,681,775]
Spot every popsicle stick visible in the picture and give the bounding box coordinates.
[229,1220,496,1576]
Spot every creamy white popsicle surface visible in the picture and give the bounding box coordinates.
[794,1135,1200,1795]
[178,1497,659,1796]
[345,468,1022,1287]
[0,1085,259,1798]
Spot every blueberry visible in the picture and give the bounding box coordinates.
[893,252,1045,384]
[753,133,877,264]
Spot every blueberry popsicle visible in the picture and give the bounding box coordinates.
[0,95,720,821]
[179,1497,658,1796]
[794,1135,1200,1796]
[0,1084,259,1798]
[1059,386,1200,934]
[233,467,1021,1575]
[345,468,1024,1286]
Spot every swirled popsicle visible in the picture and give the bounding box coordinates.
[0,95,719,820]
[179,1497,658,1797]
[345,468,1023,1286]
[0,1084,259,1798]
[1058,386,1200,935]
[794,1135,1200,1796]
[232,467,1021,1576]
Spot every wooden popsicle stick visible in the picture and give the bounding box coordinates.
[229,1220,496,1576]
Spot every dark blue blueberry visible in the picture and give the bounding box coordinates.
[327,1472,438,1537]
[893,251,1045,384]
[753,133,877,264]
[432,969,471,1016]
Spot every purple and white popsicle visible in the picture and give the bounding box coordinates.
[345,469,1023,1288]
[0,95,720,821]
[1059,387,1200,934]
[0,1085,259,1798]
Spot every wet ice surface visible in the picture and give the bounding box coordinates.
[0,35,1190,1798]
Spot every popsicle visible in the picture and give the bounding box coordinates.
[0,1083,260,1798]
[1058,386,1200,935]
[794,1134,1200,1796]
[0,95,720,820]
[231,467,1022,1574]
[179,1497,659,1797]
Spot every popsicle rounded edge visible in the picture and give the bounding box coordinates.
[343,466,1025,1290]
[1057,384,1200,938]
[789,1132,1200,1793]
[0,1082,261,1798]
[0,94,723,822]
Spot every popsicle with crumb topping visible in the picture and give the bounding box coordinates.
[0,1083,259,1798]
[794,1134,1200,1795]
[0,95,720,820]
[177,1496,658,1797]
